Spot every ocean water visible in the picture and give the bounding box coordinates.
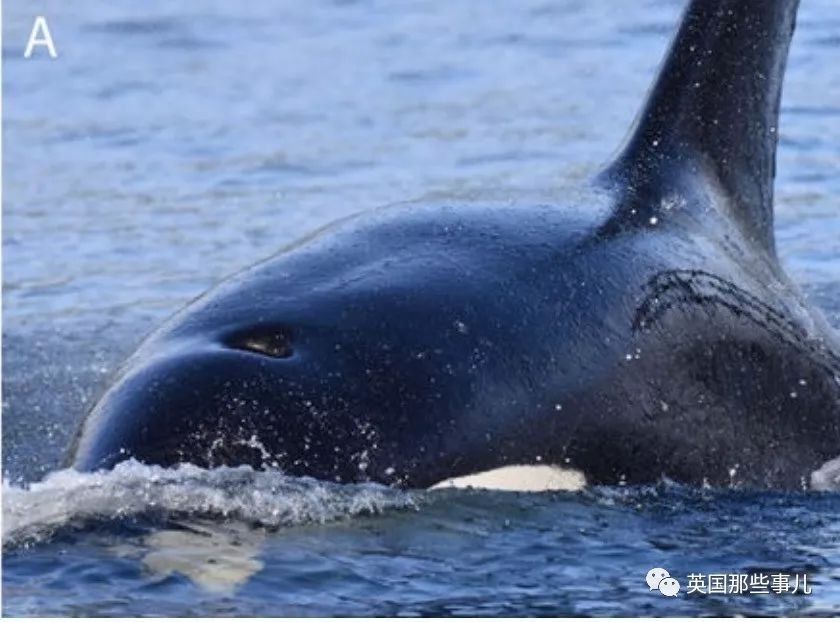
[3,0,840,616]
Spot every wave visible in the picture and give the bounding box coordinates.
[2,460,418,549]
[7,457,839,550]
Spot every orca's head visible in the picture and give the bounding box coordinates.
[70,314,494,487]
[68,204,601,487]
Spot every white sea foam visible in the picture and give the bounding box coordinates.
[2,460,417,548]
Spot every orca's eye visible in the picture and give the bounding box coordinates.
[226,326,295,359]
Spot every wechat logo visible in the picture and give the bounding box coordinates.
[646,567,680,597]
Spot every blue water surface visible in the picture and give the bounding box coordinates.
[3,0,840,616]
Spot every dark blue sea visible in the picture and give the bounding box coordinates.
[3,0,840,616]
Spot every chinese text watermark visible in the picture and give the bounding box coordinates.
[647,568,812,597]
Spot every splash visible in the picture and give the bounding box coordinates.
[2,460,417,548]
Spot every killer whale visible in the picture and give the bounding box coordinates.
[68,0,840,489]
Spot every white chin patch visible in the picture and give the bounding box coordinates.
[428,464,587,492]
[123,519,265,594]
[810,456,840,491]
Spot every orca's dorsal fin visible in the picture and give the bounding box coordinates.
[601,0,800,256]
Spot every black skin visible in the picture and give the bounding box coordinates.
[68,0,840,489]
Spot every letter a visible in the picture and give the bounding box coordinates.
[24,16,57,59]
